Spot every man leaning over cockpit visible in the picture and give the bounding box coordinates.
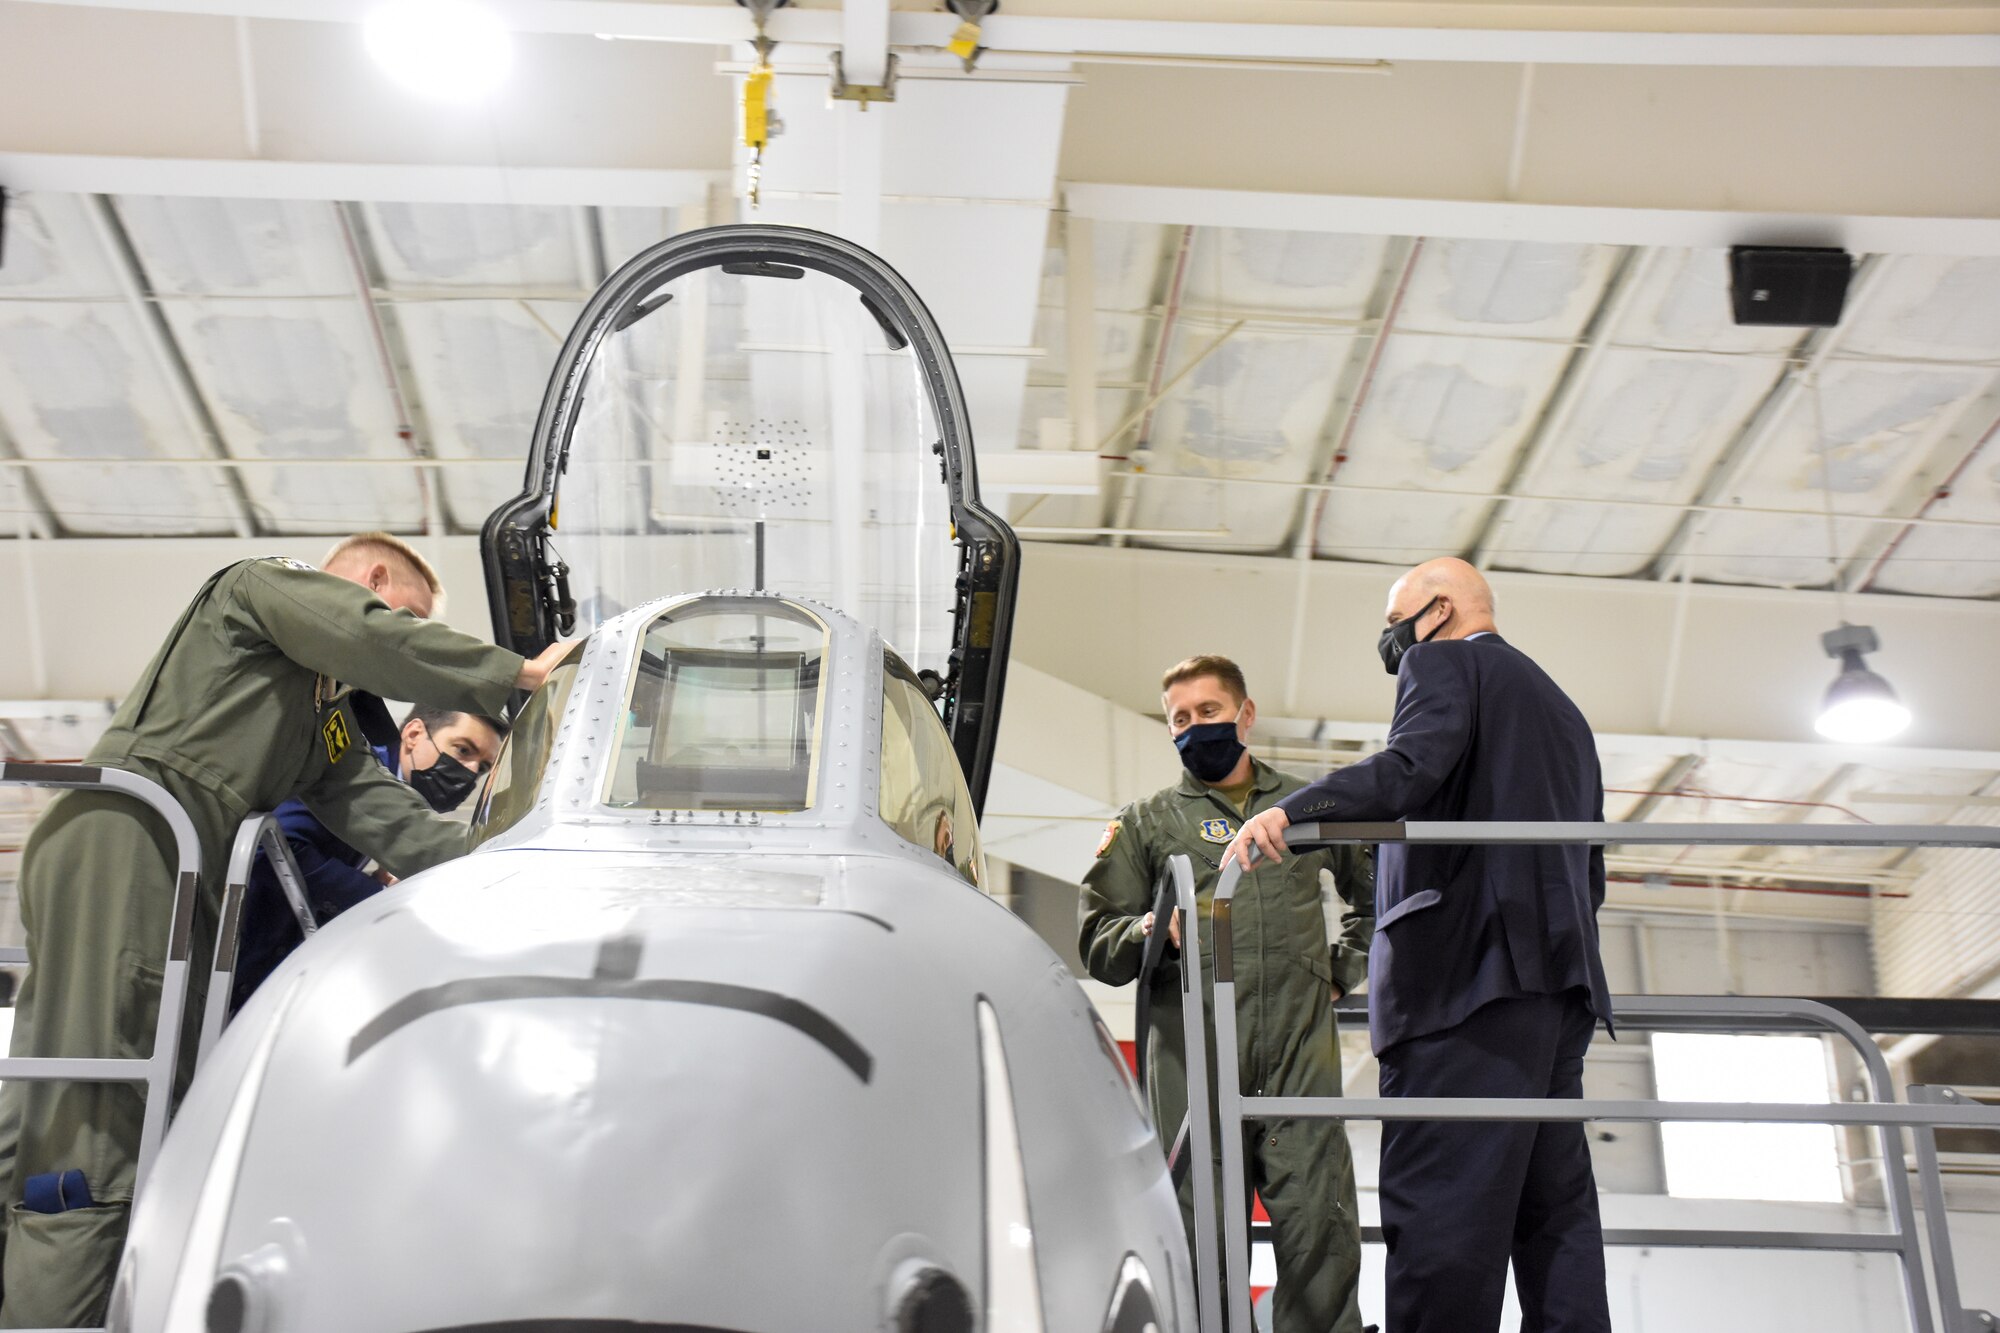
[1078,655,1373,1333]
[0,532,572,1329]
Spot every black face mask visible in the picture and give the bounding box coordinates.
[1174,712,1247,784]
[408,725,481,813]
[1377,596,1446,675]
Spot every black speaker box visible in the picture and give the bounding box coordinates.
[1729,246,1853,327]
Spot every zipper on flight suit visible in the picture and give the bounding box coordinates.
[1194,776,1279,1090]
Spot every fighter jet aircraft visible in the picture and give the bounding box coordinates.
[112,227,1191,1333]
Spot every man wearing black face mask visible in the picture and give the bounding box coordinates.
[228,702,508,1013]
[1078,656,1374,1333]
[1225,558,1613,1333]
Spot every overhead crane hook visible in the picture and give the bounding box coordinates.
[735,0,789,206]
[944,0,999,72]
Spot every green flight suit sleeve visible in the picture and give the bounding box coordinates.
[1077,807,1158,987]
[298,751,470,879]
[227,559,523,716]
[1327,844,1376,996]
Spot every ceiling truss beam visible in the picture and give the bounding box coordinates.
[22,1,2000,68]
[0,419,61,541]
[1466,244,1653,567]
[1103,223,1190,549]
[1618,753,1706,824]
[1841,394,2000,594]
[334,202,445,537]
[1282,236,1421,712]
[87,194,260,539]
[1064,186,2000,260]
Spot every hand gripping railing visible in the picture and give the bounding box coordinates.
[196,812,317,1067]
[1189,820,2000,1333]
[0,761,203,1194]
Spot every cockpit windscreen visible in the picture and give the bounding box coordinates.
[605,598,828,813]
[551,262,957,679]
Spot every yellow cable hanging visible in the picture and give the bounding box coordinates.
[744,60,773,208]
[741,1,782,207]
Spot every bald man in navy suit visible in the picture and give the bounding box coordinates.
[1227,557,1613,1333]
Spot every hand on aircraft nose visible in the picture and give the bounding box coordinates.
[516,639,581,692]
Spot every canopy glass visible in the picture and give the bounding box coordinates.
[485,228,1017,808]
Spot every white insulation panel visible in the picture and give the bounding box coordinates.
[1397,239,1617,340]
[362,202,591,293]
[0,193,124,301]
[1866,410,2000,597]
[115,196,356,298]
[1131,318,1360,553]
[0,301,233,535]
[1874,808,2000,998]
[159,299,425,534]
[394,298,582,530]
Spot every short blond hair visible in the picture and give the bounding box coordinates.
[1161,654,1247,703]
[322,532,442,596]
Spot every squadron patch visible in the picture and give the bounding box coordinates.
[1198,818,1234,844]
[1096,820,1122,858]
[321,709,352,765]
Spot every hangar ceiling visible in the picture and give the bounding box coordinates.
[4,192,1998,605]
[3,185,2000,592]
[1022,227,2000,597]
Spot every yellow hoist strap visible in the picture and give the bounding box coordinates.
[744,64,773,151]
[946,19,982,62]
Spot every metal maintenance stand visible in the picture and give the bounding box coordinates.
[0,761,203,1196]
[197,812,316,1066]
[1176,820,2000,1333]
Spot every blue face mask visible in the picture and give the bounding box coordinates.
[1173,709,1246,784]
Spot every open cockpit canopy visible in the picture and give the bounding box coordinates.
[482,227,1017,808]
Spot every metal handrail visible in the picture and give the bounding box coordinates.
[1178,820,2000,1333]
[0,761,203,1194]
[1280,819,2000,849]
[197,813,317,1068]
[1904,1086,1997,1333]
[1159,855,1222,1333]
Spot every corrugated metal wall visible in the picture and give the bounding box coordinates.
[1873,809,2000,997]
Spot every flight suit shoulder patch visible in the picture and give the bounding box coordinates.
[1096,819,1121,858]
[264,556,316,572]
[1198,817,1234,844]
[321,709,353,765]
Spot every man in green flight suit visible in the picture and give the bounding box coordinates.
[0,532,572,1328]
[1079,654,1374,1333]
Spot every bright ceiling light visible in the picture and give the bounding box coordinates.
[1814,623,1912,745]
[364,0,514,104]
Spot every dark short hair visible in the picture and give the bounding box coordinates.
[405,704,510,741]
[1160,654,1248,703]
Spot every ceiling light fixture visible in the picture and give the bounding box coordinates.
[364,0,514,104]
[1814,623,1911,745]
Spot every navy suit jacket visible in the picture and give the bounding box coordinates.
[1276,634,1611,1053]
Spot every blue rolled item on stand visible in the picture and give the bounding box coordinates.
[23,1168,93,1214]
